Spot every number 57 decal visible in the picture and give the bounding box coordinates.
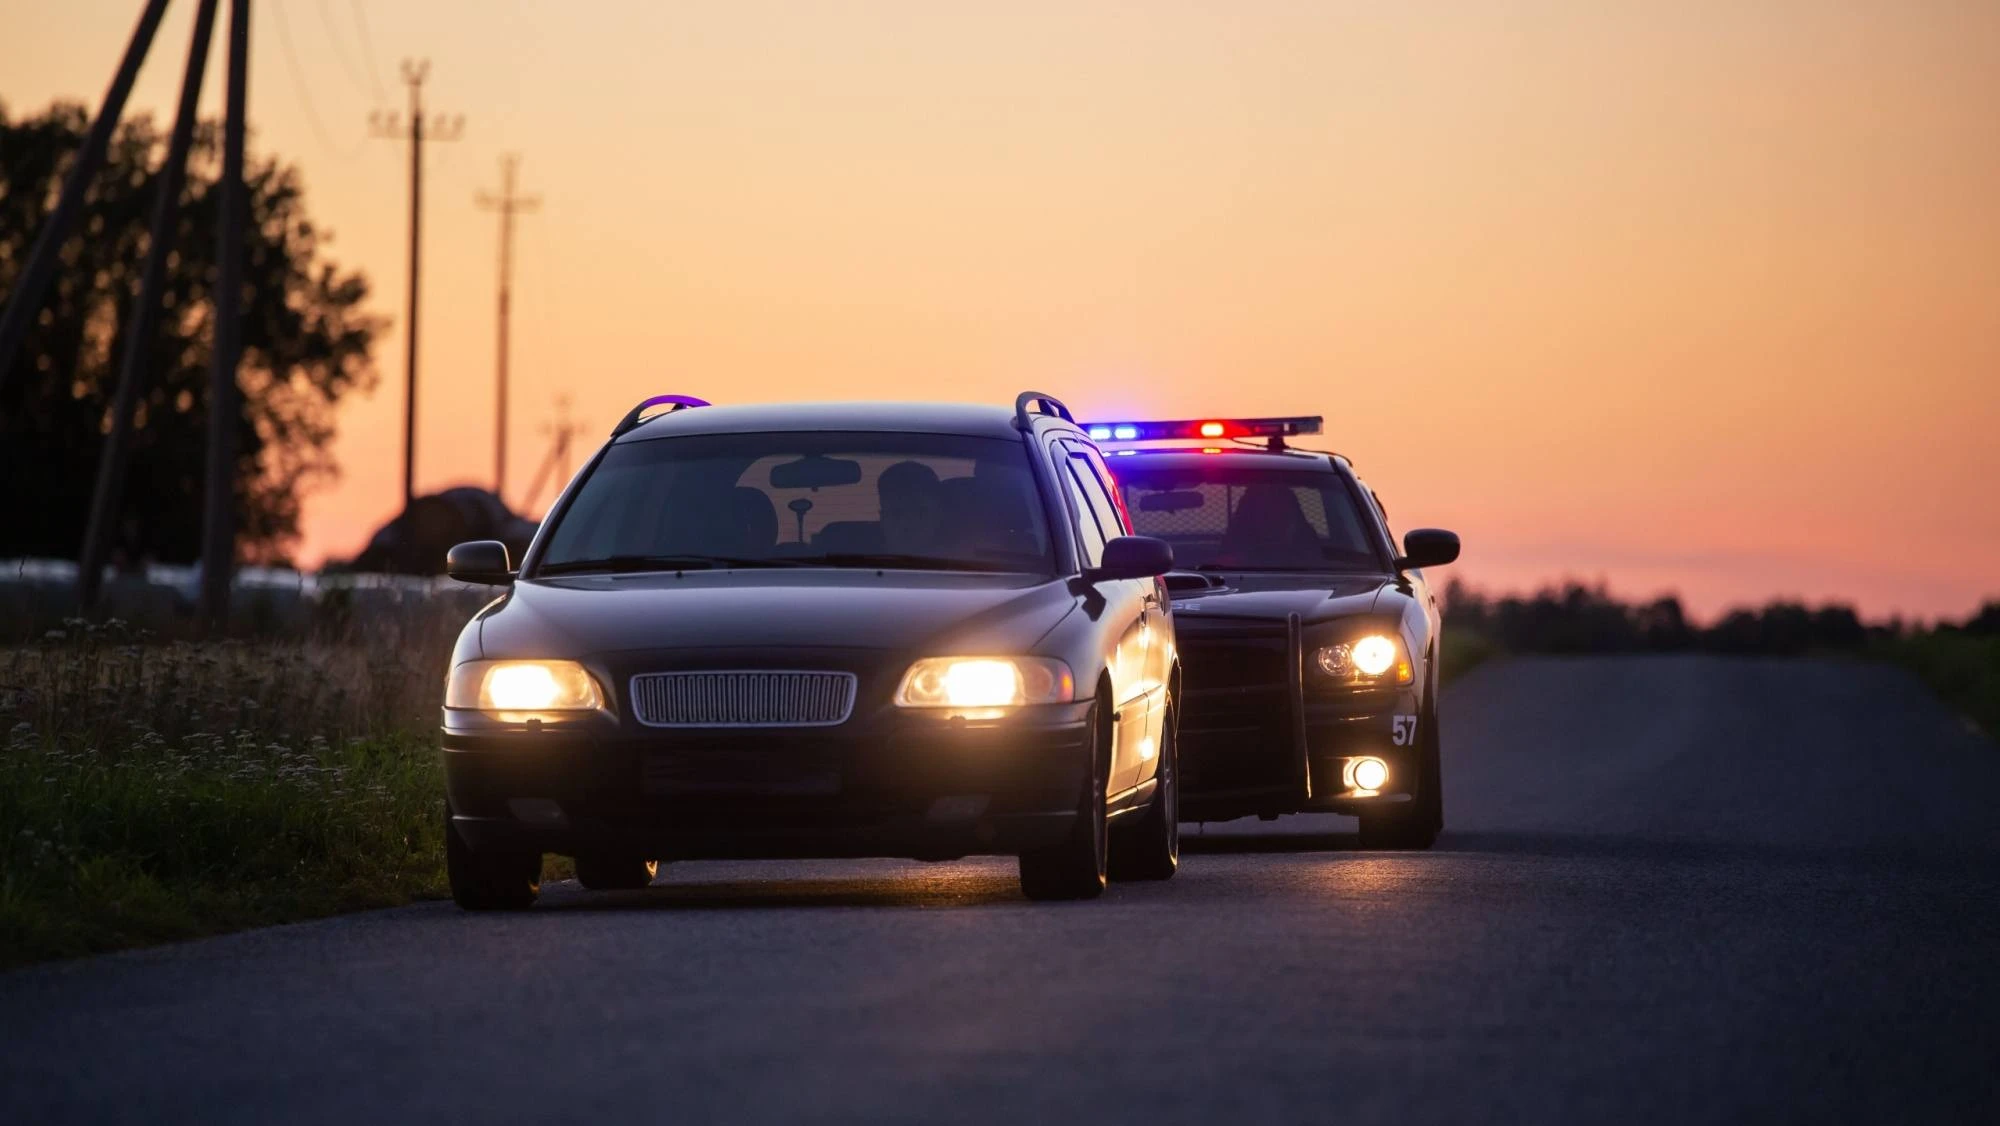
[1391,715,1418,746]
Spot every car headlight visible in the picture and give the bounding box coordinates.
[447,659,604,712]
[894,657,1075,711]
[1312,634,1413,685]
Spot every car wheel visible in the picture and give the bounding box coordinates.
[1018,700,1109,901]
[575,855,659,890]
[1109,700,1178,881]
[445,809,541,910]
[1357,698,1443,851]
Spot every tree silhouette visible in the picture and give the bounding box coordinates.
[0,100,381,565]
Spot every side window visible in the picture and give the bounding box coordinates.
[1355,477,1397,557]
[1063,443,1126,540]
[1059,458,1109,567]
[1073,446,1133,534]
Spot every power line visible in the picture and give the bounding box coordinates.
[314,0,373,100]
[271,0,365,161]
[476,154,540,504]
[350,0,389,102]
[369,60,464,510]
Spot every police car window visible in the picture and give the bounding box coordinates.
[1059,457,1109,568]
[538,432,1055,573]
[1114,467,1383,571]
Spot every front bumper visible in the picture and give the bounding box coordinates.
[443,700,1095,862]
[1175,615,1420,821]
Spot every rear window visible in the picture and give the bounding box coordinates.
[538,431,1055,573]
[1115,465,1383,572]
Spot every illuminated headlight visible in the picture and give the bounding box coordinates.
[1312,634,1413,685]
[1346,756,1389,792]
[447,659,604,713]
[895,657,1075,711]
[1351,635,1398,677]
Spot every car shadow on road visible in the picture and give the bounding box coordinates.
[535,874,1028,912]
[1181,831,1361,854]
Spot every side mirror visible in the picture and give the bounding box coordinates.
[1087,536,1175,582]
[446,540,514,585]
[1396,528,1460,571]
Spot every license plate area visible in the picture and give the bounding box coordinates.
[641,751,841,797]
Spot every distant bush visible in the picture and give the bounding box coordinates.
[1439,580,1999,736]
[1440,579,1941,658]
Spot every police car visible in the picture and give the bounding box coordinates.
[1082,415,1459,848]
[439,393,1180,907]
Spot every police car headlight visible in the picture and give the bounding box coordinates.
[895,657,1076,710]
[1313,635,1413,685]
[448,660,604,712]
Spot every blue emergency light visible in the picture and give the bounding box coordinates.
[1080,416,1323,444]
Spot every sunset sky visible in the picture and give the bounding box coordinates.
[6,1,1997,619]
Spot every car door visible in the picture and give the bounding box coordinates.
[1056,439,1164,797]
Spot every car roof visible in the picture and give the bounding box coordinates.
[1105,447,1349,474]
[613,401,1058,444]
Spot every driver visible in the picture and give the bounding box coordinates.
[878,460,946,555]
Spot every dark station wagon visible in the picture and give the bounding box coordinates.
[440,393,1182,906]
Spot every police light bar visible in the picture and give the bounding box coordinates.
[1079,416,1323,443]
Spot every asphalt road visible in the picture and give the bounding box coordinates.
[4,655,1997,1125]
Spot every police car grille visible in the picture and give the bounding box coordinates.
[630,671,857,727]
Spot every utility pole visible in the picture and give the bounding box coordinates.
[476,155,539,504]
[199,0,250,626]
[369,60,463,511]
[0,0,170,393]
[79,0,221,609]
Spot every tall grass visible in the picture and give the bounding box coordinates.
[0,602,477,967]
[1873,630,2000,737]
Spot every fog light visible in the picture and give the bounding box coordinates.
[1349,756,1389,792]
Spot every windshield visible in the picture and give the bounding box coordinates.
[1114,465,1385,572]
[535,431,1055,574]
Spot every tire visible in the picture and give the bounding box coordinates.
[1357,698,1443,851]
[1109,700,1178,882]
[446,810,541,910]
[1018,700,1109,901]
[575,855,659,891]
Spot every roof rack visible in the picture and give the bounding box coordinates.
[1013,390,1075,431]
[611,394,710,437]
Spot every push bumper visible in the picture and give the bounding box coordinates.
[443,700,1094,862]
[1175,613,1422,821]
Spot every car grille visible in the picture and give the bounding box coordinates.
[629,670,858,728]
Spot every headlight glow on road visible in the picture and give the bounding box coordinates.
[895,657,1075,713]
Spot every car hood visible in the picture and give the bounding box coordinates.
[475,570,1077,658]
[1166,572,1396,625]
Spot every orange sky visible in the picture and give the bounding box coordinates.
[7,0,1998,619]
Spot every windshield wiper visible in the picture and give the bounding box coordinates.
[802,552,1019,573]
[536,554,802,575]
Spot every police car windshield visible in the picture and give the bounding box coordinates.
[536,432,1056,575]
[1114,465,1385,572]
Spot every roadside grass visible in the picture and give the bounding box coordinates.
[0,611,468,968]
[1872,631,2000,738]
[1438,628,1501,687]
[1,733,445,967]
